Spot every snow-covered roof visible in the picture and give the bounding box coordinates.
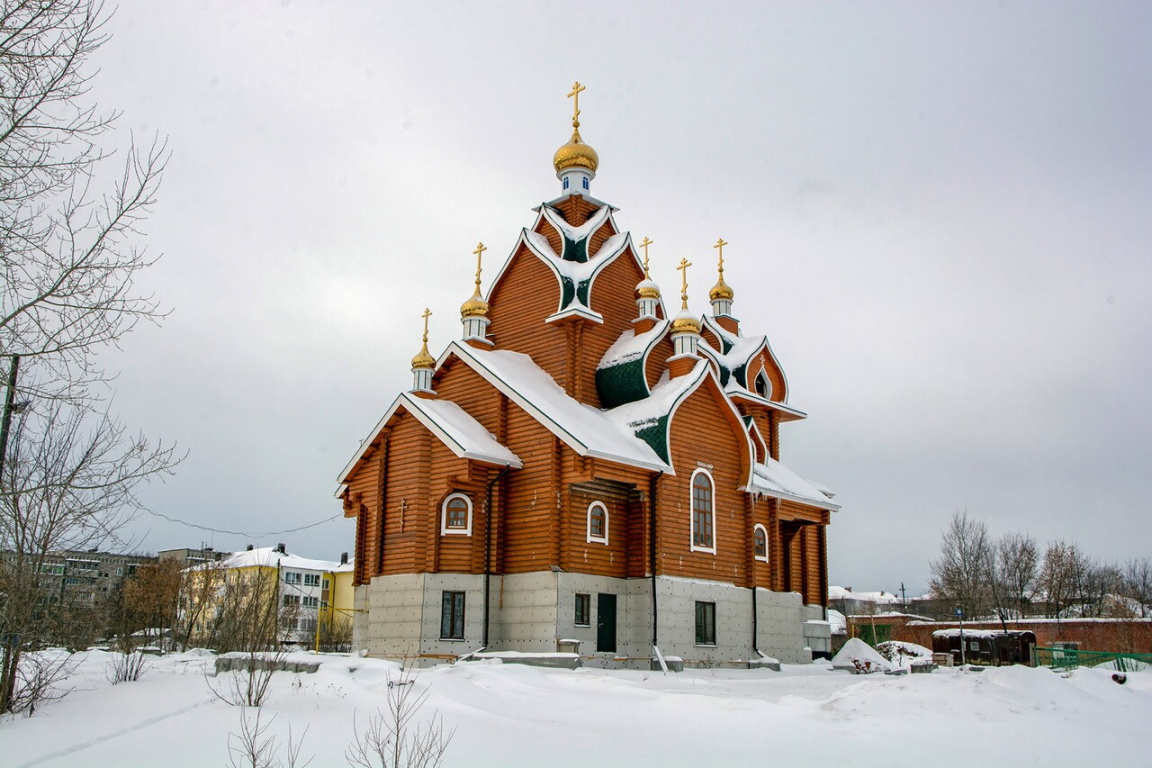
[597,319,669,371]
[218,547,347,573]
[750,458,840,511]
[337,392,521,491]
[829,586,902,603]
[699,315,791,403]
[447,342,671,473]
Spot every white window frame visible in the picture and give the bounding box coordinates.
[689,468,717,554]
[586,501,609,544]
[753,524,769,563]
[441,493,473,536]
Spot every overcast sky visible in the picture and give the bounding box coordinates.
[80,1,1151,595]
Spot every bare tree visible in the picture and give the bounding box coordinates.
[929,511,993,619]
[1120,557,1152,618]
[346,667,454,768]
[0,400,173,709]
[0,0,173,715]
[1,0,167,399]
[1038,540,1094,618]
[988,531,1038,629]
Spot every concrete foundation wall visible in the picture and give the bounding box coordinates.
[356,570,820,667]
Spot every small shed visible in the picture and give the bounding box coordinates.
[932,629,1037,666]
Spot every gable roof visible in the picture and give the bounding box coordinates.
[444,342,671,473]
[336,391,522,494]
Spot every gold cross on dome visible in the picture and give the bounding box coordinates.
[677,258,692,308]
[714,237,728,276]
[420,308,432,343]
[472,242,487,289]
[568,81,586,126]
[639,236,654,278]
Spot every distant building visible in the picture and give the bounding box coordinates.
[184,545,355,649]
[35,549,156,607]
[158,547,227,567]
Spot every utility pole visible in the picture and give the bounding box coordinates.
[900,582,907,610]
[0,355,20,481]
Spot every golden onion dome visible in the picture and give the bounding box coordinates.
[460,288,489,318]
[553,128,600,174]
[670,309,702,335]
[410,342,435,370]
[709,277,734,302]
[636,279,661,299]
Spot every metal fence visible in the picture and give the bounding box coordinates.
[1034,647,1152,672]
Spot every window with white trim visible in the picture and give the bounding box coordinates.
[587,502,608,544]
[441,493,472,535]
[754,524,769,562]
[303,573,320,587]
[690,469,716,553]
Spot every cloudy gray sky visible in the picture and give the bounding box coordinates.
[85,1,1150,594]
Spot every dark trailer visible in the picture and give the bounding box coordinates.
[932,629,1037,666]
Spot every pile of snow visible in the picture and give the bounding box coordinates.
[831,637,892,673]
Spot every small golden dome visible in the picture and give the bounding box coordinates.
[709,278,734,302]
[461,288,489,318]
[636,279,661,299]
[553,128,599,174]
[411,343,435,370]
[670,310,701,335]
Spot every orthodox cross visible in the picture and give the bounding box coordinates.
[677,258,692,308]
[420,308,432,344]
[568,81,586,127]
[472,242,486,290]
[714,237,728,278]
[639,236,654,278]
[399,498,407,530]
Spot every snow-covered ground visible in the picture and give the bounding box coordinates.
[2,649,1149,767]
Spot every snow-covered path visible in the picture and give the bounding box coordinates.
[2,651,1148,767]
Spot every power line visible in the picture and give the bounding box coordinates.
[139,507,345,538]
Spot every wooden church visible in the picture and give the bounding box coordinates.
[337,85,839,666]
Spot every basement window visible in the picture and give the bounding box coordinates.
[575,593,591,627]
[441,591,466,640]
[695,601,716,646]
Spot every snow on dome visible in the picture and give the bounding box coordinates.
[597,320,670,371]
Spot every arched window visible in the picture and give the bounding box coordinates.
[754,524,769,562]
[587,502,608,544]
[754,371,771,399]
[441,493,472,536]
[690,469,715,553]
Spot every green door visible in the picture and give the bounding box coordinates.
[597,593,617,653]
